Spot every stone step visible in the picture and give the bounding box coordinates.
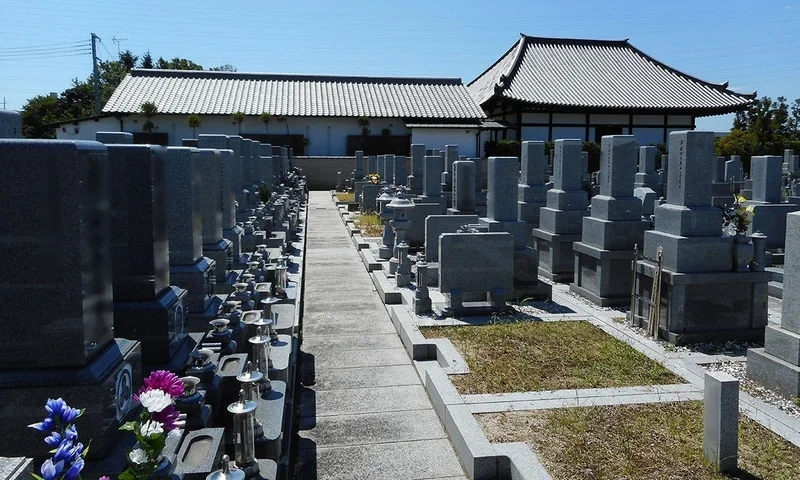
[769,281,784,299]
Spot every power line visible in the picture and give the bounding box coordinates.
[0,51,92,61]
[0,40,87,53]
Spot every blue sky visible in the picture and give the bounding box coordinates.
[1,0,797,131]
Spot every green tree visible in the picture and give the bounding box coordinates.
[140,51,154,69]
[276,115,289,134]
[209,64,237,72]
[232,111,245,134]
[156,57,203,70]
[357,116,371,135]
[20,94,60,139]
[259,112,272,134]
[119,50,138,70]
[186,114,202,138]
[141,101,159,141]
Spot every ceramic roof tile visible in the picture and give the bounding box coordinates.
[103,69,486,119]
[467,36,755,114]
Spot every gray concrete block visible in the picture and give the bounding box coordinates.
[703,371,739,473]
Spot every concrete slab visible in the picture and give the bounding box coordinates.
[301,384,433,417]
[311,347,411,369]
[298,409,447,447]
[302,333,403,351]
[303,364,421,391]
[295,439,464,480]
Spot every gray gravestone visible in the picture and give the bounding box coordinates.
[751,156,782,203]
[106,144,188,365]
[385,154,395,184]
[487,156,518,222]
[533,139,589,282]
[0,110,22,138]
[423,155,445,199]
[425,215,480,262]
[393,155,407,187]
[368,155,377,174]
[0,139,142,459]
[518,141,548,226]
[572,136,648,306]
[448,160,476,214]
[96,131,133,144]
[408,144,424,192]
[260,143,274,187]
[164,147,216,316]
[724,157,743,182]
[439,232,514,312]
[749,211,800,396]
[636,131,768,344]
[634,146,660,194]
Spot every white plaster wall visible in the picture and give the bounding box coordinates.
[410,128,478,157]
[54,117,121,141]
[54,114,409,155]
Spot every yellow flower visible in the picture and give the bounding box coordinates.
[736,195,747,204]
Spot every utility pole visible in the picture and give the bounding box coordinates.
[112,36,128,56]
[91,33,101,116]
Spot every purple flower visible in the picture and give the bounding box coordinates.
[28,416,55,432]
[40,459,65,480]
[60,406,81,424]
[52,440,74,464]
[140,370,184,398]
[65,424,78,441]
[44,431,63,447]
[67,442,84,462]
[44,398,66,417]
[99,476,113,480]
[63,457,84,480]
[151,404,181,431]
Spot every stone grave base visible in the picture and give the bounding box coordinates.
[242,231,268,253]
[571,242,636,307]
[748,328,800,399]
[633,261,769,345]
[749,203,800,249]
[0,339,142,459]
[113,286,189,366]
[222,225,244,260]
[203,238,234,284]
[533,230,582,283]
[170,256,216,314]
[434,289,512,317]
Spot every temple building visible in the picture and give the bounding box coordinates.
[467,35,755,146]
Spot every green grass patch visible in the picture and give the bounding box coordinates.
[352,213,383,237]
[335,192,355,203]
[420,321,680,393]
[478,401,800,480]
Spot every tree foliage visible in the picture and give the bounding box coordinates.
[717,96,800,170]
[19,49,220,138]
[209,64,237,72]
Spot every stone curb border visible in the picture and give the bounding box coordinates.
[415,360,552,480]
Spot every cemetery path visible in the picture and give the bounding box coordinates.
[295,192,466,480]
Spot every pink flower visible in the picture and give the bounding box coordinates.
[151,404,181,431]
[139,370,184,398]
[99,477,112,480]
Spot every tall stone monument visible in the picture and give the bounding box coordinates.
[0,140,141,458]
[199,135,243,261]
[517,141,548,230]
[533,139,589,282]
[746,156,800,249]
[106,144,190,367]
[164,147,219,325]
[447,159,476,215]
[480,156,550,299]
[633,131,769,344]
[196,148,234,286]
[572,136,649,306]
[407,144,424,193]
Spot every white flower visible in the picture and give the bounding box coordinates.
[129,448,148,465]
[139,420,164,437]
[139,389,172,413]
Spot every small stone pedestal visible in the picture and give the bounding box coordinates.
[703,371,739,474]
[533,139,589,282]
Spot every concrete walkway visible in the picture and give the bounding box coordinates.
[295,192,465,480]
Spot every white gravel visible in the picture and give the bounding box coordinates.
[703,361,800,419]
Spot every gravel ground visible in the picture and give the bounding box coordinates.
[703,361,800,419]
